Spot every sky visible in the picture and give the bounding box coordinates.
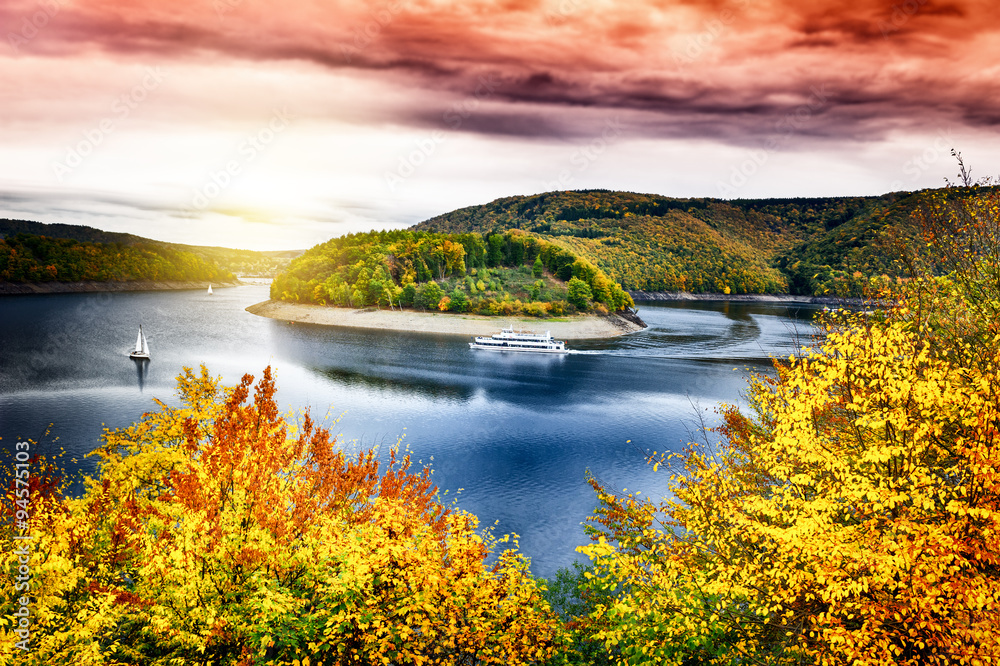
[1,0,998,251]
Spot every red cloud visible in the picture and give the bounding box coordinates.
[4,0,998,143]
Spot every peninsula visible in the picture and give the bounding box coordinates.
[246,300,646,339]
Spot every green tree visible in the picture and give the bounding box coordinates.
[529,279,543,301]
[487,234,504,267]
[567,277,593,310]
[415,280,444,310]
[571,258,598,284]
[399,282,417,307]
[449,288,469,312]
[415,256,432,282]
[533,255,544,278]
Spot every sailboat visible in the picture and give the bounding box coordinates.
[129,325,150,360]
[207,284,213,295]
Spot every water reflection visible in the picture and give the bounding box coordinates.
[132,358,149,391]
[312,365,472,401]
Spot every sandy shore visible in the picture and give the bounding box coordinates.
[246,300,646,339]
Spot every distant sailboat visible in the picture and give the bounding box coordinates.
[129,325,150,360]
[207,284,213,295]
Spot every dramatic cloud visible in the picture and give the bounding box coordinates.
[7,0,999,141]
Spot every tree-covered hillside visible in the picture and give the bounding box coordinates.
[271,228,634,317]
[0,219,296,278]
[0,233,233,283]
[413,188,988,297]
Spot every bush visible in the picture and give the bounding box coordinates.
[549,300,569,316]
[523,301,547,317]
[449,288,469,312]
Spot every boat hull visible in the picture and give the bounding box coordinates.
[129,352,150,359]
[468,342,568,354]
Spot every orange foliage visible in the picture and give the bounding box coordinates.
[1,366,562,665]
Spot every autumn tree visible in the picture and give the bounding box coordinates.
[579,198,1000,665]
[1,366,563,665]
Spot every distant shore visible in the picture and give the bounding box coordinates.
[0,279,241,296]
[246,300,647,339]
[628,290,865,306]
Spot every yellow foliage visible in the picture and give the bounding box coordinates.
[1,366,563,665]
[582,292,1000,665]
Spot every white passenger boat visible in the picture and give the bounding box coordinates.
[469,326,568,353]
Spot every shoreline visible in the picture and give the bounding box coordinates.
[246,300,647,339]
[0,279,241,296]
[628,290,866,306]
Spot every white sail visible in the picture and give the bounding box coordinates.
[130,325,150,359]
[208,284,213,295]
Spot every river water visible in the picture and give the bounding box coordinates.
[0,282,820,578]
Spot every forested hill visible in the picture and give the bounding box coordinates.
[0,219,149,246]
[413,188,993,297]
[0,232,235,284]
[0,219,297,278]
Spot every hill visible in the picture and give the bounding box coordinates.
[0,219,299,278]
[0,232,236,286]
[412,188,987,297]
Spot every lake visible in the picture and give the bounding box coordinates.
[0,283,820,578]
